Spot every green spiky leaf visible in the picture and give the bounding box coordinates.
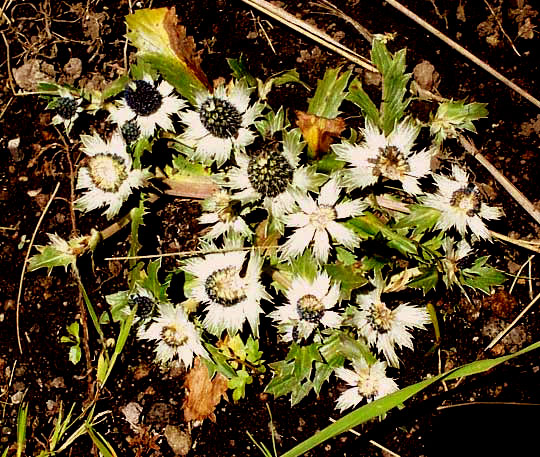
[258,69,310,100]
[227,55,257,87]
[394,205,441,236]
[407,266,439,294]
[325,263,368,299]
[460,256,506,293]
[346,77,381,128]
[430,100,489,143]
[371,39,411,134]
[307,67,351,119]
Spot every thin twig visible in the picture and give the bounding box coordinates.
[509,255,534,295]
[0,96,13,121]
[489,231,540,254]
[328,418,401,457]
[437,401,540,410]
[528,255,534,300]
[383,0,540,109]
[483,0,521,57]
[0,0,13,25]
[54,126,79,236]
[257,16,277,55]
[459,134,540,227]
[485,290,540,352]
[104,245,278,261]
[1,30,15,94]
[311,0,373,43]
[72,268,94,383]
[16,182,61,354]
[241,0,377,72]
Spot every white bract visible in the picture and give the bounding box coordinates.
[269,271,341,342]
[423,165,501,239]
[333,120,431,195]
[182,250,270,336]
[227,129,325,221]
[441,237,473,288]
[199,190,252,240]
[110,74,186,138]
[353,287,430,367]
[75,132,147,219]
[280,177,364,263]
[179,79,262,167]
[138,303,207,368]
[335,359,398,411]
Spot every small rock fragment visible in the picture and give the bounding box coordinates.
[165,425,192,456]
[8,138,23,162]
[121,402,143,431]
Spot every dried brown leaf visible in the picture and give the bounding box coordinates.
[182,358,228,423]
[295,111,346,157]
[255,218,281,257]
[163,8,211,91]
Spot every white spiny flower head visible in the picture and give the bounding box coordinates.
[353,286,430,367]
[138,302,207,368]
[179,79,263,167]
[269,270,342,342]
[441,237,473,288]
[423,165,502,240]
[333,120,431,195]
[75,132,148,219]
[335,359,398,411]
[110,74,186,138]
[182,249,271,337]
[199,189,252,241]
[51,88,83,134]
[227,128,326,222]
[280,176,365,264]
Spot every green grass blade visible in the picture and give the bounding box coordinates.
[280,340,540,457]
[16,402,29,457]
[86,425,117,457]
[75,269,104,340]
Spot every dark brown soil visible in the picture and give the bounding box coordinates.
[1,1,539,456]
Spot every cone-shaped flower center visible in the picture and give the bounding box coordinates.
[205,266,247,307]
[129,294,155,318]
[199,96,242,139]
[57,97,78,120]
[450,184,482,216]
[371,146,410,180]
[125,80,163,116]
[88,154,128,193]
[248,150,294,198]
[368,302,394,333]
[213,192,240,224]
[297,294,324,323]
[160,324,188,348]
[121,120,141,144]
[357,368,379,398]
[309,205,336,230]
